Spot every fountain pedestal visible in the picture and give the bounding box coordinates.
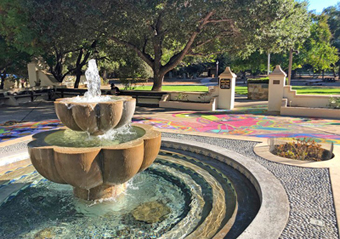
[73,184,127,201]
[28,96,161,201]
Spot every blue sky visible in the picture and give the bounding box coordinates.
[307,0,339,13]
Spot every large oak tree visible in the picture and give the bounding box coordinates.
[106,0,309,90]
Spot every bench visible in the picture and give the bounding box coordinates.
[305,80,323,86]
[0,89,55,106]
[119,90,168,107]
[323,77,336,82]
[54,88,168,107]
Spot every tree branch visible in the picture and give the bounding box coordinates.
[206,18,239,33]
[162,11,216,73]
[186,51,224,57]
[111,36,154,68]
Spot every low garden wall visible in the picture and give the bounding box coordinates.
[280,86,340,119]
[159,92,217,111]
[282,86,332,108]
[247,81,268,100]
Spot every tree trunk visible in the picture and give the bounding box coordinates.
[151,71,165,91]
[74,69,82,89]
[292,69,297,79]
[0,76,5,89]
[288,49,293,85]
[267,52,271,75]
[102,70,107,81]
[73,43,95,88]
[50,50,65,82]
[0,70,6,89]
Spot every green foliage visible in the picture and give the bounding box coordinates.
[0,36,31,88]
[272,138,328,161]
[247,77,269,83]
[329,97,340,109]
[0,0,112,82]
[302,15,339,72]
[255,1,310,54]
[174,92,189,102]
[198,92,210,102]
[105,0,312,90]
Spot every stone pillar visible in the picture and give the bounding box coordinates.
[268,65,286,112]
[217,67,236,110]
[27,62,38,87]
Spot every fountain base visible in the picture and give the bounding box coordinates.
[73,184,127,201]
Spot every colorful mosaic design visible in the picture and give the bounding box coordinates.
[1,104,340,146]
[133,111,340,145]
[0,120,63,142]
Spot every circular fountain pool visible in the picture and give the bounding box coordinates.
[0,147,260,238]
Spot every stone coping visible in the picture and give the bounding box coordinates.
[162,138,289,239]
[254,142,340,235]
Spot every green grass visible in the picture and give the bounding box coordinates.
[235,86,248,95]
[291,86,340,95]
[134,85,209,92]
[133,85,340,95]
[235,86,340,95]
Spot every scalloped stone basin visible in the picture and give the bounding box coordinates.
[28,124,161,200]
[55,96,136,135]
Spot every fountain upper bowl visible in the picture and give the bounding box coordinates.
[54,96,136,135]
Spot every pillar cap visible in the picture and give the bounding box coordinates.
[270,65,287,77]
[219,67,237,78]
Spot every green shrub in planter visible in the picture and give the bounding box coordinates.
[329,97,340,109]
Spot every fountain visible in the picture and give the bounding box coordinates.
[0,59,282,238]
[28,59,161,200]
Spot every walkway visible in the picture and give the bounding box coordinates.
[1,100,340,238]
[1,101,340,145]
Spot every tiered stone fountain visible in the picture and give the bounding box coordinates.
[28,59,161,201]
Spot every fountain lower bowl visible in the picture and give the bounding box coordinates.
[28,124,161,200]
[1,148,245,239]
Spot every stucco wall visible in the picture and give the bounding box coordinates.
[283,86,340,108]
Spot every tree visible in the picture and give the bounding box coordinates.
[106,0,309,91]
[0,36,31,89]
[0,0,112,85]
[324,4,340,76]
[302,14,339,78]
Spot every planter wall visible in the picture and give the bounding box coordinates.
[283,86,340,108]
[248,83,268,100]
[281,105,340,119]
[159,94,217,111]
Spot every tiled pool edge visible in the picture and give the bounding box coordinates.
[162,138,289,239]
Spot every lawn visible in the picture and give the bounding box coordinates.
[133,85,340,95]
[237,86,340,95]
[291,86,340,95]
[134,85,209,92]
[134,85,248,94]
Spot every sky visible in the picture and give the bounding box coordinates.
[307,0,339,13]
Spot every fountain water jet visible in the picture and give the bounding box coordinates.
[28,60,161,201]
